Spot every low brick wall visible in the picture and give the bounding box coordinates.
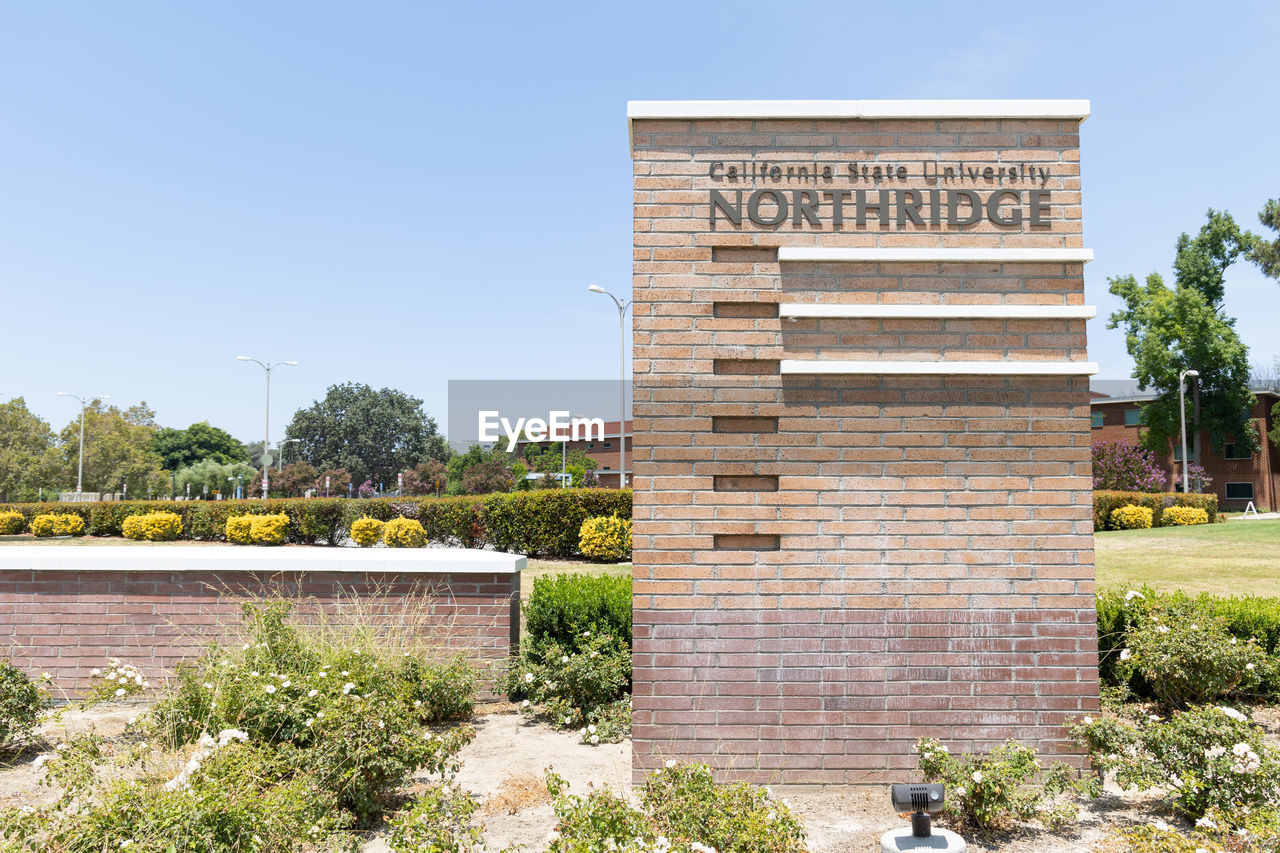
[0,546,522,700]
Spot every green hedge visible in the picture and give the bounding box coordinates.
[524,573,633,654]
[0,489,631,557]
[1099,587,1280,696]
[1093,490,1219,529]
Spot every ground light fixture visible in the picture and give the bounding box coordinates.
[882,783,965,852]
[236,356,298,499]
[1178,368,1200,494]
[587,285,632,488]
[56,391,109,495]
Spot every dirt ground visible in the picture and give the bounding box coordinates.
[0,701,1180,853]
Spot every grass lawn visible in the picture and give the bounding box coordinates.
[1095,519,1280,597]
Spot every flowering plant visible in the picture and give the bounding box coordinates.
[508,632,631,743]
[0,658,45,758]
[1093,441,1168,492]
[1123,608,1266,708]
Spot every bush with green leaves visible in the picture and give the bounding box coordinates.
[1121,607,1267,708]
[383,516,426,547]
[29,512,84,537]
[388,783,492,853]
[916,738,1094,830]
[525,573,632,655]
[0,510,24,535]
[543,763,804,853]
[1069,705,1280,819]
[509,632,631,743]
[121,510,183,541]
[0,659,43,759]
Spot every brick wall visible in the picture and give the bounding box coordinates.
[0,562,520,700]
[631,106,1099,784]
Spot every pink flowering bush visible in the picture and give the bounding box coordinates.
[1093,441,1168,492]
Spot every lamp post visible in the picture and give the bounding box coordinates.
[236,356,298,499]
[278,438,301,472]
[588,285,632,489]
[56,392,109,495]
[1179,369,1200,494]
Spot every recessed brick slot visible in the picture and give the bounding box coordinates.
[711,416,779,434]
[713,475,779,492]
[711,246,778,264]
[713,301,779,319]
[713,533,781,551]
[713,359,780,375]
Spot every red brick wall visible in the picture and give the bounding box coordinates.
[631,111,1098,783]
[0,570,519,699]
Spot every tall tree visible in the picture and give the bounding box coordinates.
[0,398,64,501]
[57,401,168,495]
[1244,198,1280,281]
[152,421,248,470]
[1108,211,1258,457]
[284,383,448,485]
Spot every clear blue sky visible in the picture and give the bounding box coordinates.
[3,1,1277,442]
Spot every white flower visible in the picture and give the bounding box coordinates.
[564,716,573,725]
[588,725,597,734]
[1120,648,1132,661]
[590,734,599,745]
[340,671,349,676]
[971,770,983,783]
[524,673,534,684]
[203,682,214,690]
[1247,663,1256,671]
[1206,746,1227,759]
[242,643,251,651]
[1156,625,1170,634]
[665,759,677,769]
[318,670,328,678]
[281,680,291,688]
[1153,820,1170,831]
[250,671,260,677]
[1125,590,1145,601]
[378,721,385,729]
[521,700,530,708]
[414,700,421,707]
[561,655,570,663]
[954,786,965,797]
[1190,624,1199,630]
[1197,817,1218,829]
[1238,829,1249,837]
[264,684,276,694]
[308,689,319,698]
[90,668,100,676]
[1081,716,1093,726]
[305,719,314,727]
[217,729,248,746]
[118,676,129,685]
[352,649,361,655]
[127,716,136,725]
[1218,706,1247,722]
[115,688,126,697]
[342,682,355,694]
[1231,638,1239,645]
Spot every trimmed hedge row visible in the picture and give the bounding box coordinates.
[1093,489,1219,529]
[0,489,632,558]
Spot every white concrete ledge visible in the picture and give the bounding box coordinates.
[777,247,1094,264]
[780,303,1097,320]
[781,360,1099,375]
[628,99,1091,121]
[0,545,525,574]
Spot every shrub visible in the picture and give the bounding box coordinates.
[510,633,631,740]
[349,516,384,547]
[0,659,43,758]
[1111,505,1154,529]
[29,513,85,538]
[387,783,487,853]
[1070,705,1280,819]
[916,738,1093,830]
[121,511,183,541]
[1093,440,1168,492]
[524,573,633,654]
[83,658,152,704]
[1123,608,1266,708]
[383,517,426,548]
[1163,506,1210,526]
[484,489,633,557]
[578,515,632,562]
[1094,490,1219,529]
[250,513,290,545]
[0,510,24,535]
[225,515,254,544]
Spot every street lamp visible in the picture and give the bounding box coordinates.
[236,356,298,499]
[1179,369,1200,494]
[57,392,109,496]
[588,285,632,489]
[278,438,302,472]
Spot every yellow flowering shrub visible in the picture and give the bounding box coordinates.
[1110,505,1154,530]
[122,512,183,542]
[0,510,24,535]
[1161,506,1210,526]
[249,514,290,545]
[30,513,85,538]
[383,517,426,548]
[350,516,384,547]
[578,515,632,562]
[225,516,254,544]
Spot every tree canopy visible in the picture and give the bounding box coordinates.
[56,401,168,495]
[1108,210,1258,456]
[284,383,448,485]
[1245,198,1280,281]
[152,421,248,470]
[0,398,64,502]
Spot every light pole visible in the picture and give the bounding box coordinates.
[57,392,109,495]
[588,285,632,489]
[1179,369,1200,494]
[278,438,301,472]
[236,356,298,499]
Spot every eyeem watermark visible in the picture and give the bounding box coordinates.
[479,411,605,450]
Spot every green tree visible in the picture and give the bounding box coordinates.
[284,384,448,485]
[447,444,513,494]
[152,421,248,470]
[57,401,167,495]
[0,398,64,502]
[1244,198,1280,281]
[1108,211,1258,457]
[173,459,258,498]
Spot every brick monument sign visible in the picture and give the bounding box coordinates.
[628,100,1100,783]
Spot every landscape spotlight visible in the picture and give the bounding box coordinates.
[889,783,945,838]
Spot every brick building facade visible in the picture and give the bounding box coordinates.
[629,100,1100,783]
[1091,388,1280,512]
